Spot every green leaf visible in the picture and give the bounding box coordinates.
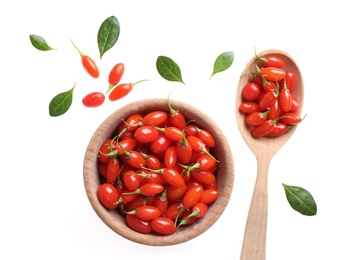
[156,56,185,84]
[210,51,234,79]
[29,34,56,51]
[282,183,317,216]
[97,15,120,59]
[49,83,76,117]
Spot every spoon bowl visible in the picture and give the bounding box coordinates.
[236,49,304,260]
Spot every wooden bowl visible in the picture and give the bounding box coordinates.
[83,98,234,246]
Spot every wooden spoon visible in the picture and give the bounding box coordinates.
[236,49,304,260]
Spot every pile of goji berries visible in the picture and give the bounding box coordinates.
[239,53,303,138]
[96,99,219,235]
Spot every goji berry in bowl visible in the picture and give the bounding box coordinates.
[83,98,234,246]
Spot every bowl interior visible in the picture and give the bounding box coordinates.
[83,98,234,246]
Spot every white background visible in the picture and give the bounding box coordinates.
[1,0,343,259]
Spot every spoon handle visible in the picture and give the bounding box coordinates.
[240,158,271,260]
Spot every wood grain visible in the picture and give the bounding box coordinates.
[236,50,304,260]
[83,98,234,246]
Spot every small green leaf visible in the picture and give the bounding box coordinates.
[282,183,317,216]
[49,83,76,117]
[97,15,120,59]
[210,51,234,79]
[156,56,185,84]
[29,34,56,51]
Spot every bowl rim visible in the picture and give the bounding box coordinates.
[83,98,235,246]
